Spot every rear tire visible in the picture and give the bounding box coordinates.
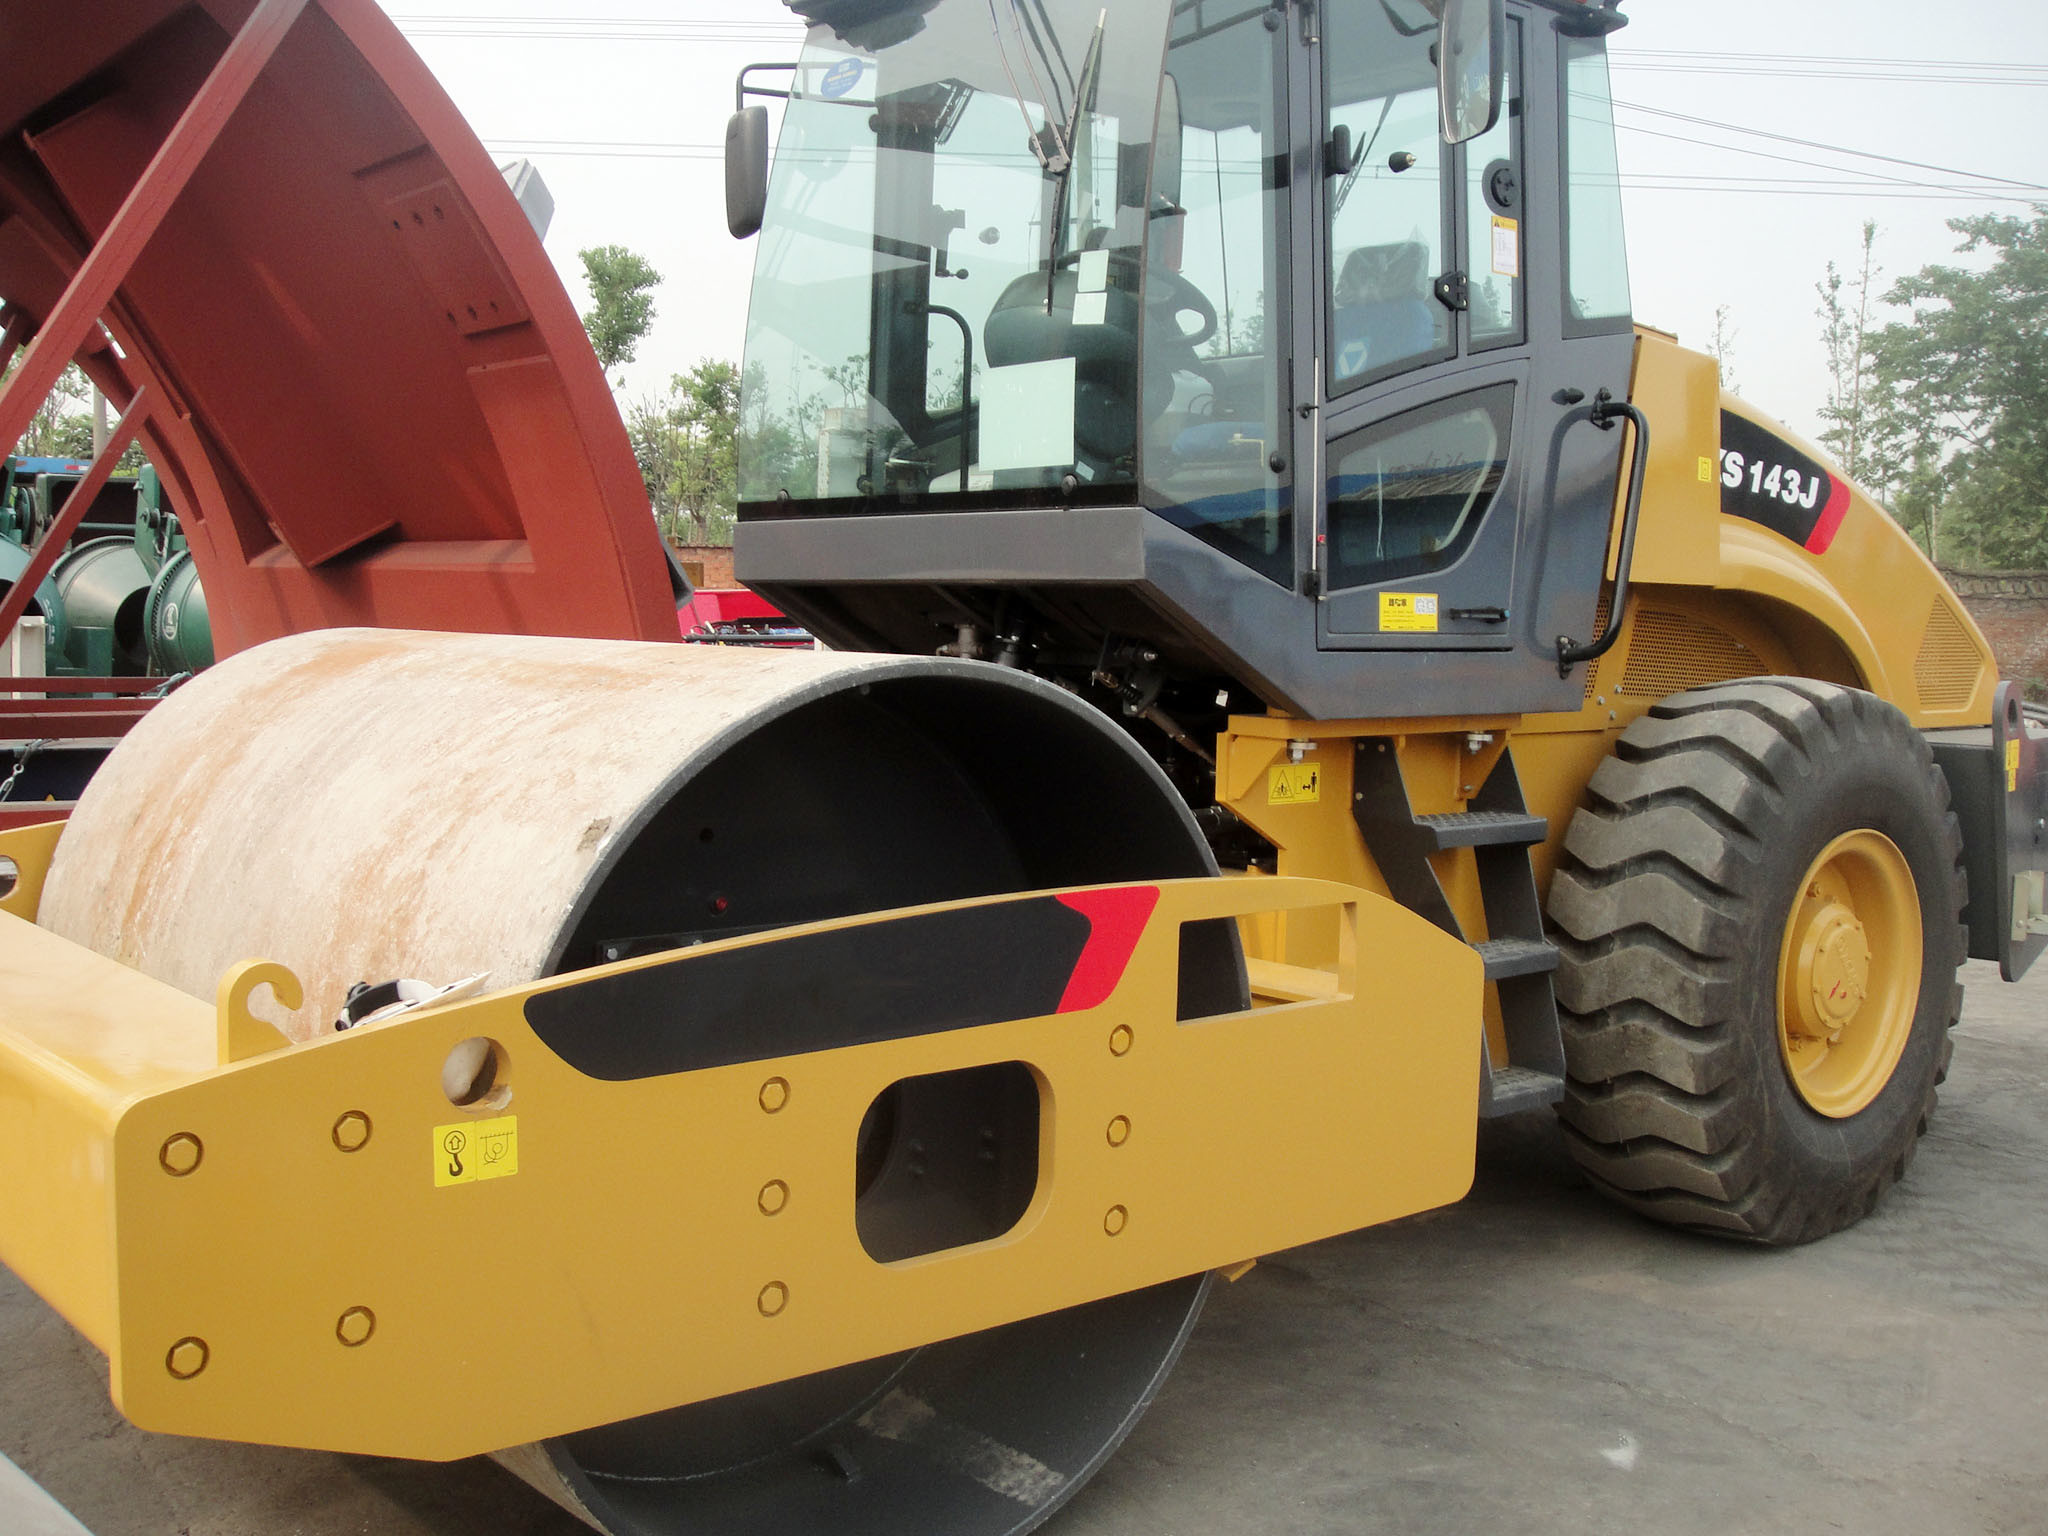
[1547,679,1966,1245]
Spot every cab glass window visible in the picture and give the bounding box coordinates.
[1326,385,1514,591]
[1464,21,1523,349]
[1325,2,1452,391]
[736,2,1173,511]
[1562,36,1632,332]
[1141,0,1291,585]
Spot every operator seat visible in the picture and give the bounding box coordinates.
[1332,241,1439,380]
[983,259,1144,469]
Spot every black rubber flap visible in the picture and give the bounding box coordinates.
[525,896,1091,1080]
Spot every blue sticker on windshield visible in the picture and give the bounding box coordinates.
[820,58,864,99]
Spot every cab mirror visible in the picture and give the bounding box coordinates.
[1154,73,1184,210]
[1435,0,1505,144]
[726,105,770,239]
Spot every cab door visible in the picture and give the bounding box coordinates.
[1302,1,1636,677]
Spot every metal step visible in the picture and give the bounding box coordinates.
[1476,936,1561,980]
[1415,810,1549,850]
[1481,1064,1566,1118]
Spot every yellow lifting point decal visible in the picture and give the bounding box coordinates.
[2008,738,2022,795]
[1267,764,1323,806]
[1379,593,1439,634]
[434,1115,519,1187]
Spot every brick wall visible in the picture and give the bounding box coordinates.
[669,543,735,589]
[1942,567,2048,701]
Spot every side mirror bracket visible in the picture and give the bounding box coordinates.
[1555,1,1628,38]
[1325,124,1357,178]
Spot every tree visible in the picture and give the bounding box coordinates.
[629,359,740,545]
[1816,220,1882,486]
[1860,211,2048,567]
[4,359,93,460]
[1707,303,1739,394]
[579,246,662,376]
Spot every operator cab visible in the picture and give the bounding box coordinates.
[731,0,1634,723]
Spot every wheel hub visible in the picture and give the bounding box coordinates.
[1776,830,1923,1118]
[1794,904,1871,1037]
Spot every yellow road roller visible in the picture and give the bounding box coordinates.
[0,0,2042,1532]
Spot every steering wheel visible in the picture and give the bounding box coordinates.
[1148,263,1218,351]
[1050,249,1220,351]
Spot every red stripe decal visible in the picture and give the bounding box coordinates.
[1054,886,1161,1013]
[1806,476,1852,554]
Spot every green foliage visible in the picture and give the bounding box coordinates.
[5,360,92,459]
[735,355,875,502]
[1815,221,1881,481]
[1707,304,1739,394]
[579,245,662,375]
[630,359,740,546]
[1850,211,2048,568]
[2,360,148,476]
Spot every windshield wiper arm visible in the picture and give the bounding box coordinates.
[1043,8,1107,290]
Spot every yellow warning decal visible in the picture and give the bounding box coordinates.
[1698,456,1715,483]
[1379,593,1439,634]
[2007,739,2021,795]
[434,1115,519,1188]
[1489,216,1520,279]
[1268,764,1323,806]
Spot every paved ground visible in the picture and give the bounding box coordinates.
[4,959,2043,1536]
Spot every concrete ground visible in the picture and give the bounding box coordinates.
[4,959,2043,1536]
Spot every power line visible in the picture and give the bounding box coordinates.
[1614,64,2048,87]
[1615,49,2046,72]
[1620,49,2045,70]
[1611,100,2048,194]
[486,130,2048,206]
[1610,48,2048,87]
[1607,171,2041,193]
[389,13,800,40]
[387,11,798,24]
[1616,183,2039,202]
[1597,117,2048,203]
[485,141,725,160]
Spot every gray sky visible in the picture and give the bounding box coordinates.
[379,1,2048,444]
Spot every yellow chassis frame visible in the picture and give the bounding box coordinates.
[0,820,1480,1460]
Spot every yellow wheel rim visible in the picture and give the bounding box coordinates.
[1776,830,1922,1118]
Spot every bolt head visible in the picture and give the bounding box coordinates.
[159,1133,203,1177]
[759,1077,791,1114]
[331,1112,372,1153]
[336,1307,376,1347]
[165,1337,209,1379]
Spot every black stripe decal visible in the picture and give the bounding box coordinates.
[524,897,1093,1081]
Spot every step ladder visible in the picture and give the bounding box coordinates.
[1352,742,1567,1118]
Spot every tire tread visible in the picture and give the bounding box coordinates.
[1549,679,1967,1245]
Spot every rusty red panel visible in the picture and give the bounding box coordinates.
[0,807,73,831]
[0,0,677,652]
[0,700,153,737]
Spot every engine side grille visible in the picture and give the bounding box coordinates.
[1618,609,1762,699]
[1915,598,1985,713]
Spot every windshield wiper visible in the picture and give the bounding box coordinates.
[1042,9,1107,293]
[1017,0,1077,122]
[987,0,1068,173]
